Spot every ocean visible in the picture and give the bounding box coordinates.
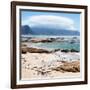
[21,35,80,51]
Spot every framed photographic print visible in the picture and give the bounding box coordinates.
[11,1,88,89]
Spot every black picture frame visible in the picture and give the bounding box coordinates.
[11,1,88,89]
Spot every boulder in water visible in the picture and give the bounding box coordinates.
[30,38,52,43]
[70,49,79,52]
[61,49,69,53]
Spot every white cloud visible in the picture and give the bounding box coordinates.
[22,15,77,31]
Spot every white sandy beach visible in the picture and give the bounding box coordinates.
[21,52,80,80]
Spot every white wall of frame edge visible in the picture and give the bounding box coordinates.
[0,0,89,90]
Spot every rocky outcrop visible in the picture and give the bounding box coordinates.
[60,61,80,72]
[61,49,69,53]
[27,47,50,53]
[70,49,79,52]
[61,49,79,53]
[21,47,28,54]
[52,61,80,72]
[30,38,52,43]
[21,46,50,53]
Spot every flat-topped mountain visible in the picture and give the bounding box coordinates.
[21,25,80,36]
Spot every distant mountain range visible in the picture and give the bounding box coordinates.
[21,25,80,36]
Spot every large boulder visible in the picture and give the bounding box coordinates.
[60,61,80,72]
[27,47,50,53]
[52,61,80,72]
[21,46,50,53]
[30,38,52,43]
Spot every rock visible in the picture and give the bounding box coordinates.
[30,38,52,43]
[51,49,61,53]
[21,37,28,42]
[27,47,50,53]
[21,45,51,53]
[21,47,27,54]
[54,49,61,52]
[52,61,80,72]
[21,44,28,54]
[21,43,27,47]
[69,40,76,44]
[61,49,79,53]
[72,37,77,39]
[50,38,56,41]
[60,61,80,72]
[61,49,69,53]
[70,49,79,52]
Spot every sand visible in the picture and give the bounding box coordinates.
[21,52,80,80]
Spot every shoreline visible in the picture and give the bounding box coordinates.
[21,51,80,80]
[21,36,80,80]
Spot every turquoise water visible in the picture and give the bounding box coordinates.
[30,42,80,51]
[22,35,80,51]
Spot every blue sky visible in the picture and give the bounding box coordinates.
[21,10,80,31]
